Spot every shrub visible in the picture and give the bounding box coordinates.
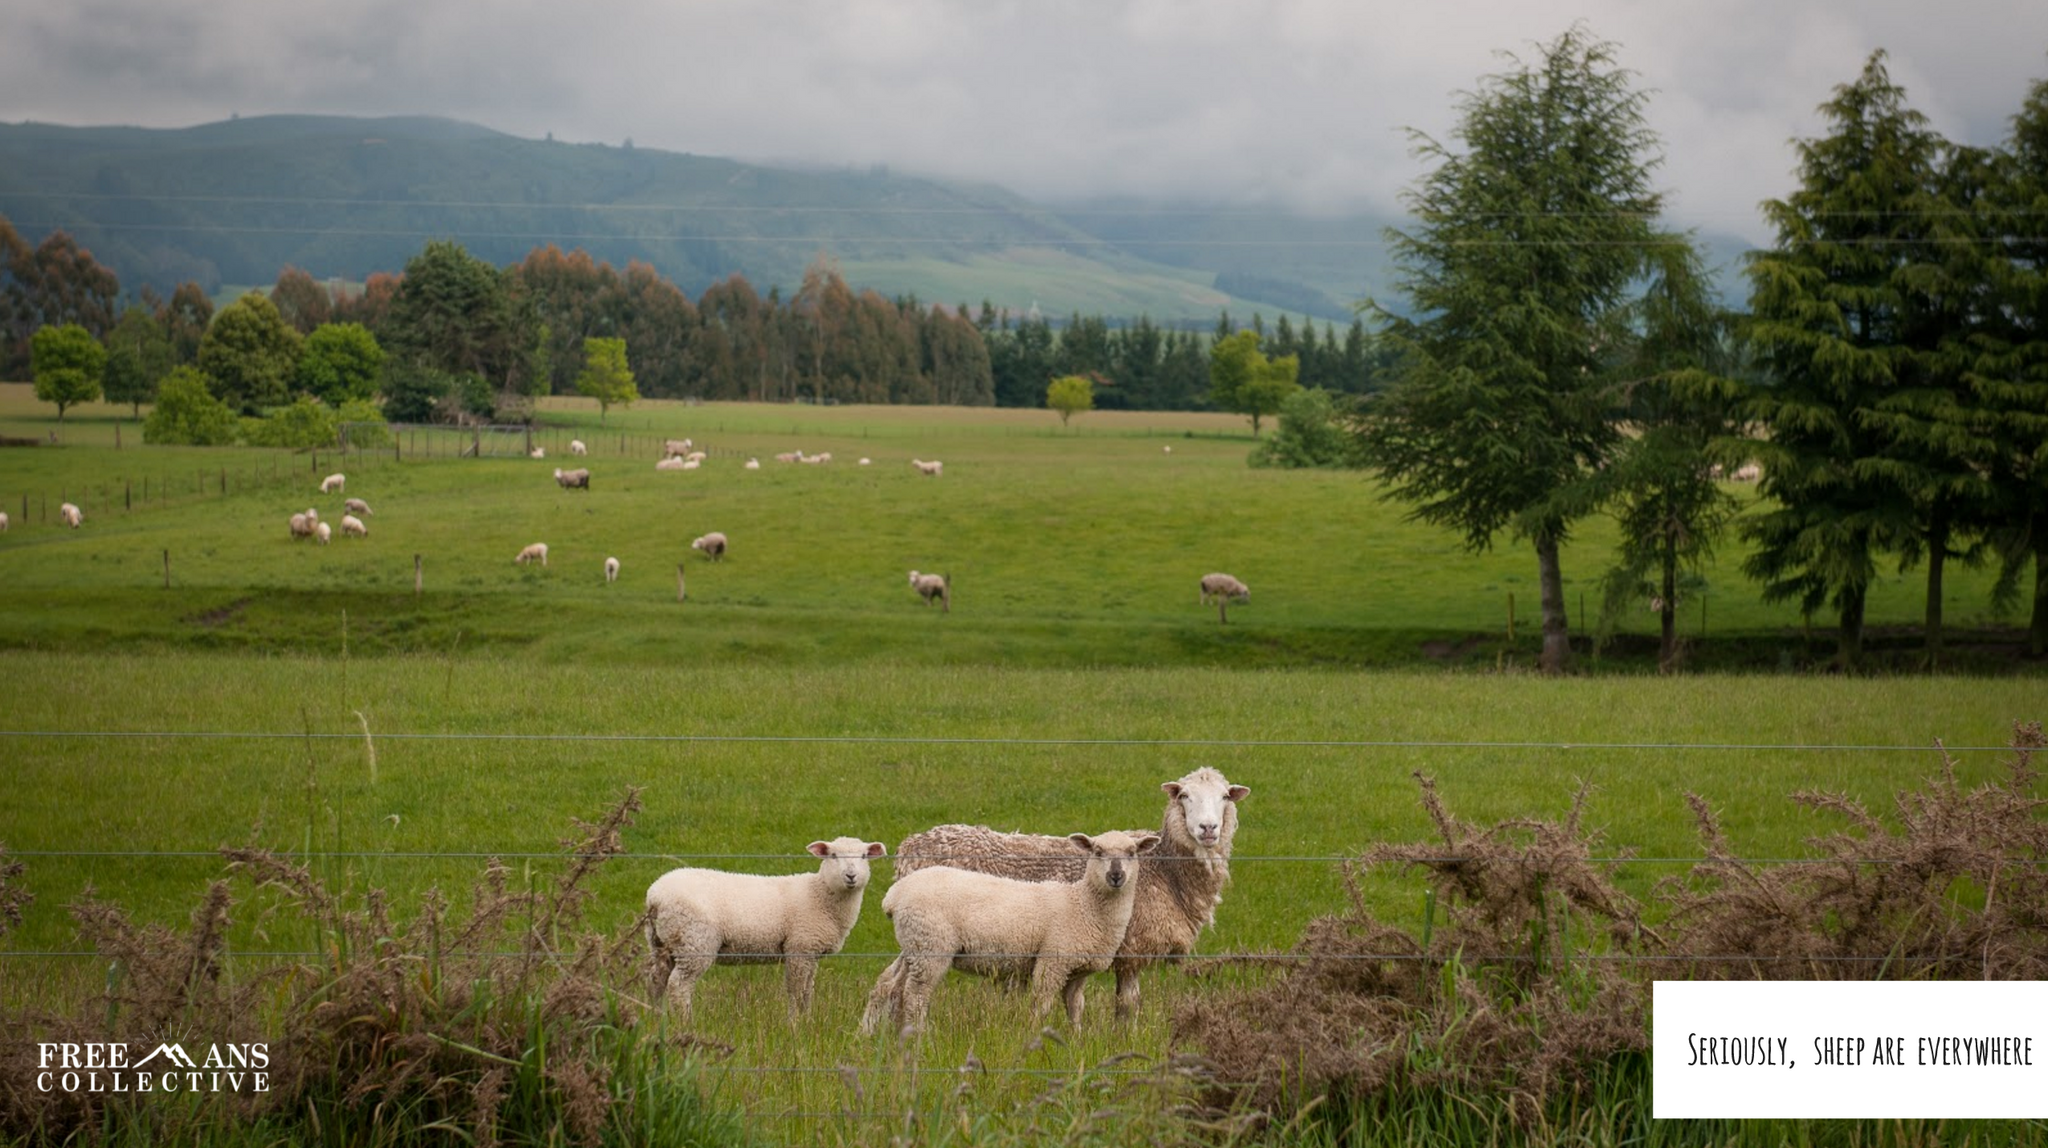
[141,367,240,445]
[1248,386,1353,468]
[242,396,340,450]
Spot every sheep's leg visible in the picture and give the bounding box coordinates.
[1061,969,1090,1028]
[1112,959,1142,1020]
[660,921,719,1024]
[898,953,946,1033]
[859,958,903,1035]
[1028,959,1066,1023]
[784,953,820,1020]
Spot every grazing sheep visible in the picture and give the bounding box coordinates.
[1163,445,1172,454]
[858,457,871,466]
[514,542,548,566]
[0,510,8,532]
[340,514,368,538]
[691,532,727,562]
[908,570,950,613]
[604,556,620,583]
[59,502,82,529]
[320,474,345,495]
[553,467,592,490]
[304,507,319,524]
[744,458,761,470]
[775,451,801,463]
[663,438,693,459]
[530,447,546,459]
[646,837,886,1023]
[570,439,588,456]
[656,457,688,471]
[911,459,943,476]
[895,766,1249,1019]
[1198,573,1250,606]
[344,497,372,517]
[289,512,314,540]
[314,521,332,545]
[860,830,1161,1035]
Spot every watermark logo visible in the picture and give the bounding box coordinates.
[35,1042,269,1094]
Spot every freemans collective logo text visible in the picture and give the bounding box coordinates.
[36,1043,269,1093]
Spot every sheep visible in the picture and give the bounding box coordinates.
[315,521,332,545]
[1198,573,1250,606]
[894,766,1249,1019]
[685,451,708,464]
[911,459,943,476]
[604,556,620,583]
[304,507,319,524]
[663,438,693,459]
[340,514,368,538]
[1731,462,1762,483]
[646,837,886,1024]
[744,458,761,470]
[691,532,727,562]
[858,457,871,466]
[570,439,588,456]
[320,474,345,495]
[553,467,592,490]
[514,542,548,566]
[1163,445,1172,453]
[775,451,801,463]
[530,447,546,459]
[908,570,950,613]
[0,510,8,532]
[289,512,314,540]
[655,457,688,471]
[681,459,701,470]
[343,497,372,517]
[59,502,82,529]
[860,830,1161,1035]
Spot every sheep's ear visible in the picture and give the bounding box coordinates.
[1134,834,1162,855]
[865,842,887,859]
[1227,785,1250,803]
[807,842,831,858]
[1160,782,1183,798]
[1067,833,1094,853]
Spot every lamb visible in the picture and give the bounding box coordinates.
[529,447,546,459]
[343,498,372,517]
[655,457,688,471]
[1198,573,1250,606]
[569,439,588,456]
[315,521,332,545]
[775,451,801,463]
[646,837,886,1024]
[691,532,727,562]
[744,458,761,470]
[553,467,591,490]
[911,459,943,476]
[860,830,1161,1035]
[59,502,82,529]
[340,514,368,538]
[289,512,314,540]
[663,438,693,459]
[604,556,620,583]
[681,459,701,470]
[908,570,950,613]
[685,451,708,464]
[894,766,1249,1019]
[514,542,549,566]
[320,474,345,495]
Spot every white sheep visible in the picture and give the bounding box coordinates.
[775,451,801,463]
[860,830,1161,1035]
[908,570,950,613]
[646,837,886,1023]
[514,542,549,566]
[663,438,693,459]
[59,502,82,529]
[320,474,345,495]
[895,766,1249,1019]
[0,510,8,532]
[685,451,708,464]
[655,457,688,471]
[1731,463,1762,483]
[289,512,314,541]
[1198,573,1250,606]
[911,459,943,476]
[858,457,871,466]
[304,507,319,524]
[554,467,591,490]
[315,521,332,545]
[530,447,546,459]
[1163,445,1172,454]
[340,514,368,538]
[681,458,701,470]
[691,532,727,562]
[604,556,620,583]
[570,439,588,456]
[344,497,372,517]
[744,458,761,470]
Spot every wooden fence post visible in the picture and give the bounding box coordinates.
[677,565,687,603]
[1507,592,1516,642]
[162,550,170,590]
[414,554,423,597]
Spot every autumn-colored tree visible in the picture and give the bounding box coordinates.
[331,272,400,334]
[270,266,333,333]
[31,323,105,419]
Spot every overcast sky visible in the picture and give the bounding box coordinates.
[4,0,2045,242]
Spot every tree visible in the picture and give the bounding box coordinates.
[1738,51,1946,670]
[1046,373,1094,426]
[1982,73,2048,655]
[297,323,386,406]
[198,293,304,414]
[575,336,637,421]
[101,305,173,416]
[142,366,239,445]
[243,396,341,450]
[1249,387,1353,468]
[382,241,530,390]
[1208,329,1300,435]
[31,323,104,419]
[270,266,333,333]
[1350,27,1667,675]
[157,281,213,365]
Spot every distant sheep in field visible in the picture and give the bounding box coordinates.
[681,459,701,470]
[911,459,943,476]
[515,542,548,566]
[304,508,318,524]
[691,532,727,562]
[859,457,871,466]
[861,830,1161,1034]
[604,556,620,583]
[686,451,708,464]
[315,521,332,544]
[340,514,368,538]
[0,511,8,532]
[554,467,591,490]
[646,836,886,1024]
[570,439,588,456]
[656,457,687,471]
[1198,573,1250,606]
[1163,445,1172,454]
[1731,463,1762,483]
[530,447,546,459]
[908,570,949,613]
[59,502,82,528]
[744,458,761,470]
[320,474,345,494]
[775,451,801,463]
[344,497,372,517]
[289,512,314,540]
[896,766,1249,1019]
[664,438,693,459]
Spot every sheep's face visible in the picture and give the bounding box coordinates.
[808,837,886,893]
[1067,831,1161,892]
[1163,769,1251,851]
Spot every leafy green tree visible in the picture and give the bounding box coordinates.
[1350,27,1667,675]
[102,305,173,416]
[1249,387,1352,468]
[1738,51,1946,670]
[383,241,531,391]
[1208,329,1300,435]
[297,322,386,406]
[243,395,341,450]
[198,292,304,414]
[157,281,213,365]
[142,366,239,445]
[575,336,637,421]
[380,363,456,424]
[31,323,104,419]
[1046,373,1094,426]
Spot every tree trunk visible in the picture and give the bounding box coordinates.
[1659,551,1678,674]
[2032,520,2048,659]
[1836,586,1867,672]
[1924,503,1949,663]
[1535,533,1570,675]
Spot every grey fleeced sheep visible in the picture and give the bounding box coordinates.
[860,830,1160,1034]
[1198,573,1249,606]
[691,532,727,562]
[554,467,591,490]
[894,766,1249,1019]
[908,570,949,612]
[646,837,886,1023]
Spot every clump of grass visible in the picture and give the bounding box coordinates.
[0,843,29,939]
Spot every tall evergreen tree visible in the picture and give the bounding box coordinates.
[1984,73,2048,654]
